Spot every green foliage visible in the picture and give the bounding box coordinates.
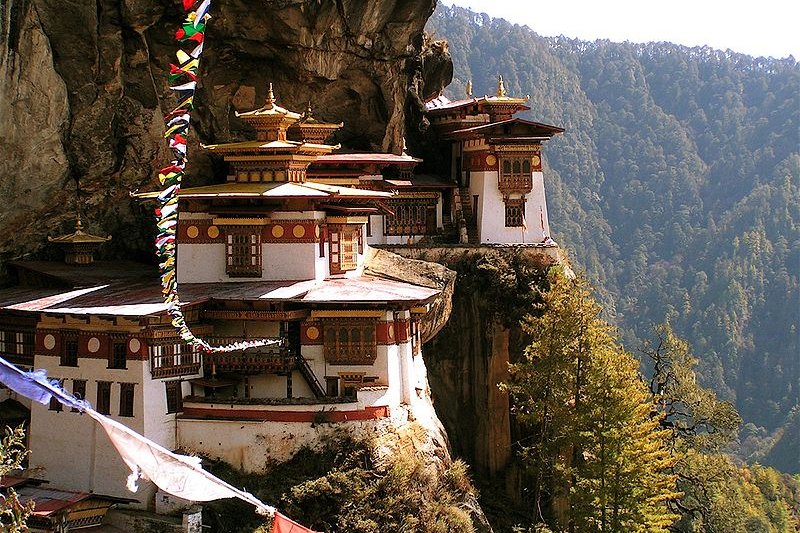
[427,5,799,471]
[645,325,800,531]
[453,249,549,327]
[643,324,741,452]
[204,430,480,533]
[0,425,33,531]
[503,272,679,532]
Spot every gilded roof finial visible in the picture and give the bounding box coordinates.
[305,100,313,118]
[497,75,507,98]
[265,83,276,108]
[465,79,473,98]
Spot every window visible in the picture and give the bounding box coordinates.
[119,383,135,417]
[226,228,262,277]
[504,198,526,228]
[0,331,34,356]
[96,381,111,415]
[61,336,78,367]
[72,379,87,412]
[109,341,127,369]
[49,379,63,412]
[286,373,293,399]
[384,198,437,236]
[328,226,360,274]
[150,341,201,378]
[322,319,377,365]
[165,381,183,414]
[499,156,534,194]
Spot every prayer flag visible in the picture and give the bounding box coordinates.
[272,513,321,533]
[83,407,273,514]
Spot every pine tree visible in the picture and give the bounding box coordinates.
[504,270,679,531]
[0,426,33,531]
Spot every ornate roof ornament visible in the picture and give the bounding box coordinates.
[48,214,111,265]
[497,75,507,98]
[465,79,473,98]
[265,82,276,108]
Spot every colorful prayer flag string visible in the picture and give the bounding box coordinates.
[156,0,279,354]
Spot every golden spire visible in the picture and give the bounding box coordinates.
[496,75,507,98]
[465,79,473,98]
[305,100,313,118]
[265,83,276,108]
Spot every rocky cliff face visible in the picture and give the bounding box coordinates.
[0,0,451,265]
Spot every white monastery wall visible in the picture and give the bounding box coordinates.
[474,170,551,244]
[177,243,226,283]
[28,355,158,506]
[263,243,318,280]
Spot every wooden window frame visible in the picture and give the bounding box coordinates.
[119,383,135,417]
[109,340,127,369]
[61,335,79,367]
[384,198,437,236]
[328,225,359,274]
[96,381,112,415]
[504,198,526,228]
[322,319,378,365]
[150,340,201,378]
[499,156,534,194]
[165,380,183,414]
[71,379,87,412]
[225,227,262,278]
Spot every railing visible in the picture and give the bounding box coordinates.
[498,173,532,194]
[204,337,292,374]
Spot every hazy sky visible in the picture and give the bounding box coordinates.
[443,0,799,59]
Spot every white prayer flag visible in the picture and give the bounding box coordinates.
[84,407,273,515]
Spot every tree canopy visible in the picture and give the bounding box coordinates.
[427,4,799,472]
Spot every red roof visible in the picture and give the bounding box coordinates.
[444,118,564,139]
[316,153,422,165]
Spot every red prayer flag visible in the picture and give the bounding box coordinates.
[271,513,319,533]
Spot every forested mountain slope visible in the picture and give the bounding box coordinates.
[427,4,799,471]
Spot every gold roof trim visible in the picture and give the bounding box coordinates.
[48,216,112,244]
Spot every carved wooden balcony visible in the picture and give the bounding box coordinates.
[204,339,293,374]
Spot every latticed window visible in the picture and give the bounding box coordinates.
[505,199,526,227]
[150,341,201,378]
[226,228,262,277]
[385,198,436,236]
[499,157,533,193]
[0,331,34,356]
[323,319,377,365]
[329,225,360,274]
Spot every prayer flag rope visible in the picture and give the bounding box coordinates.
[157,0,279,354]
